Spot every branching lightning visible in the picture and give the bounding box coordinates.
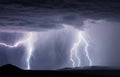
[70,31,82,67]
[70,31,92,67]
[63,24,92,67]
[0,32,36,70]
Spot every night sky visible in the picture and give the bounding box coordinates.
[0,0,120,70]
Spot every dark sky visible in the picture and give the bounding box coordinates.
[0,0,120,70]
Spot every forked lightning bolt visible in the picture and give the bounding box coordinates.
[70,31,82,67]
[0,32,36,70]
[63,24,92,67]
[70,31,92,67]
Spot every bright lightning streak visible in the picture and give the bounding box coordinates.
[25,32,34,70]
[71,31,92,67]
[0,32,36,70]
[70,31,82,67]
[80,31,92,66]
[63,24,92,67]
[0,40,24,48]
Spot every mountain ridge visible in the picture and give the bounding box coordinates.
[0,64,120,77]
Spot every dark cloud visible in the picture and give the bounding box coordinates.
[0,0,119,31]
[0,4,84,31]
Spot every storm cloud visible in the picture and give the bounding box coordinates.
[0,0,120,31]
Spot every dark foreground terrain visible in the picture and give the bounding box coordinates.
[0,64,120,77]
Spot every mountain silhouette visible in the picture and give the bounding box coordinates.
[0,65,119,77]
[0,64,22,71]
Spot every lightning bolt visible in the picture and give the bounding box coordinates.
[70,31,82,67]
[63,24,92,67]
[25,32,35,70]
[70,31,92,67]
[0,32,36,70]
[80,31,92,66]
